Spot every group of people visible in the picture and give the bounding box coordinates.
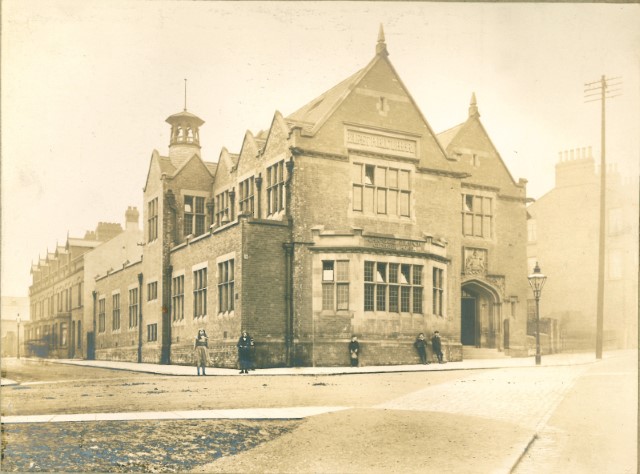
[413,331,445,364]
[348,331,445,367]
[195,329,445,374]
[193,329,254,376]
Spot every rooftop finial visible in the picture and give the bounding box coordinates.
[184,78,187,111]
[469,92,479,118]
[376,24,388,57]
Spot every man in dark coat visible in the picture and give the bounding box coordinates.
[348,335,360,367]
[431,331,444,363]
[414,333,429,364]
[237,331,252,374]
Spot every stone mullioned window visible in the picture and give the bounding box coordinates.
[172,275,184,322]
[322,260,350,311]
[352,163,411,217]
[218,259,235,314]
[462,194,492,238]
[184,195,206,237]
[364,261,423,314]
[128,288,138,328]
[193,268,207,318]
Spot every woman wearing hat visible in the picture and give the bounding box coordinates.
[194,329,209,375]
[237,331,252,374]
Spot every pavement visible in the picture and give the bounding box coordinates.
[0,350,601,383]
[1,351,604,425]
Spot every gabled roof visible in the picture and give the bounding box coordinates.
[287,67,367,134]
[171,152,217,179]
[67,238,102,248]
[212,147,238,184]
[437,123,465,150]
[204,162,218,176]
[438,93,520,191]
[284,25,450,166]
[158,155,177,175]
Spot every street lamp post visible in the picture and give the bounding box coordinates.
[528,263,547,365]
[16,313,21,359]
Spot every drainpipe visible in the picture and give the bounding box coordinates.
[255,174,263,218]
[283,154,297,367]
[283,243,294,366]
[91,290,97,360]
[137,272,143,363]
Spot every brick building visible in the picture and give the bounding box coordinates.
[26,209,142,359]
[34,28,531,367]
[527,148,638,350]
[26,222,121,358]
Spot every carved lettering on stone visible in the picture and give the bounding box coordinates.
[346,130,417,157]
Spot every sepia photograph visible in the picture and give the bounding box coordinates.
[1,1,638,472]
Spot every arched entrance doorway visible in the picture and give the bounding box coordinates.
[461,280,502,348]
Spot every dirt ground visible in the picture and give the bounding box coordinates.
[1,419,299,472]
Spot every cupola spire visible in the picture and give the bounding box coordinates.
[376,24,389,57]
[165,81,205,165]
[469,92,480,118]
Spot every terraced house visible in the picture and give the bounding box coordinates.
[36,28,532,367]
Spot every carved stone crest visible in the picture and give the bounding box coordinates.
[464,248,487,275]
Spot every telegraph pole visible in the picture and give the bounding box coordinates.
[584,75,621,359]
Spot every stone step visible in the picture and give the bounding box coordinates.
[462,347,510,359]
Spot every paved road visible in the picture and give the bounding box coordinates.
[1,351,636,473]
[513,351,637,474]
[198,360,603,473]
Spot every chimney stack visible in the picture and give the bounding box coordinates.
[125,206,140,231]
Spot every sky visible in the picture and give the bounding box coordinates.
[2,1,639,298]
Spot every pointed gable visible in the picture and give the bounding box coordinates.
[143,150,168,193]
[439,93,521,194]
[213,147,237,191]
[260,111,291,159]
[171,153,216,186]
[235,130,261,177]
[287,33,450,171]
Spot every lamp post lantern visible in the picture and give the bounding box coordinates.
[16,313,21,359]
[528,263,547,365]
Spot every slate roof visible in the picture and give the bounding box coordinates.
[67,238,102,248]
[157,155,177,175]
[286,68,366,134]
[204,162,218,176]
[436,123,465,150]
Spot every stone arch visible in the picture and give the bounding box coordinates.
[461,278,503,349]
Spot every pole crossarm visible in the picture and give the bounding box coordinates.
[583,74,622,360]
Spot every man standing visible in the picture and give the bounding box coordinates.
[237,331,252,374]
[348,335,360,367]
[414,333,429,364]
[431,331,444,363]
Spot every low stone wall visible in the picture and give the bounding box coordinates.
[301,339,462,367]
[95,345,137,362]
[95,339,463,368]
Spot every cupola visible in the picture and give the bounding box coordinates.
[166,80,205,165]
